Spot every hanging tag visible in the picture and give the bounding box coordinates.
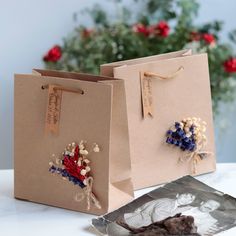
[45,85,62,134]
[140,72,154,118]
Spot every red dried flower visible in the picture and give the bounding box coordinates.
[43,45,62,62]
[63,156,86,181]
[156,21,170,37]
[73,145,80,162]
[202,33,215,45]
[224,57,236,73]
[132,23,150,37]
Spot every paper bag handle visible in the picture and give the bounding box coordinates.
[43,84,84,135]
[143,66,184,80]
[140,66,184,118]
[42,84,84,95]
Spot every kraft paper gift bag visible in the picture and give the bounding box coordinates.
[14,69,133,215]
[101,49,216,190]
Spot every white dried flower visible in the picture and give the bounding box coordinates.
[85,166,91,172]
[49,161,53,166]
[93,144,100,153]
[83,179,87,186]
[80,169,87,176]
[83,159,90,164]
[79,140,85,150]
[80,149,89,155]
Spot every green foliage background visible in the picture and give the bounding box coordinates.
[43,0,236,114]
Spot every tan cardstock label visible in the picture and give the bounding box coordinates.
[45,85,62,134]
[140,72,154,118]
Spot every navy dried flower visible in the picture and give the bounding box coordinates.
[166,117,207,153]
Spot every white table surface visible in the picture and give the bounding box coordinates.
[1,163,236,236]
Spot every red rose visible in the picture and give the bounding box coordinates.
[190,31,201,41]
[156,21,170,37]
[43,45,62,62]
[133,23,150,37]
[224,57,236,73]
[202,33,215,45]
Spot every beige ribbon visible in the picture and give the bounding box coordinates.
[43,84,84,134]
[74,176,101,211]
[140,66,184,118]
[144,66,184,80]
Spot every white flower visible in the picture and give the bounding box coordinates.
[85,166,91,172]
[93,144,100,153]
[79,140,85,150]
[80,149,88,155]
[80,169,86,176]
[83,159,90,164]
[83,179,87,186]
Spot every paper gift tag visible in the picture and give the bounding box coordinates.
[45,84,62,134]
[140,71,154,118]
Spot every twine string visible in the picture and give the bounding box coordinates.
[144,66,184,80]
[74,176,101,210]
[179,144,213,174]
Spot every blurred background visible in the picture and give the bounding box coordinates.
[1,0,236,169]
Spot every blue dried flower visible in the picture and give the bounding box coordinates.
[166,120,199,153]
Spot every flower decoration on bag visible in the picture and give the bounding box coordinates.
[49,141,101,210]
[166,117,213,174]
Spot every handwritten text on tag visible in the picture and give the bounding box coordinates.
[140,72,154,118]
[45,85,62,134]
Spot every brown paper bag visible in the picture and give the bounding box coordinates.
[101,49,216,190]
[14,69,133,215]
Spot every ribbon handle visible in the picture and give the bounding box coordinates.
[144,66,184,80]
[43,84,84,135]
[140,66,184,118]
